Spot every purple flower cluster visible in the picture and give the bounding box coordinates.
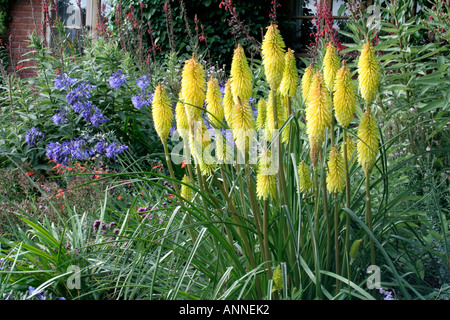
[136,74,150,90]
[65,81,109,127]
[25,127,45,147]
[54,73,77,91]
[137,205,154,220]
[95,140,129,159]
[46,137,128,165]
[93,219,120,234]
[28,286,65,300]
[379,288,395,300]
[46,138,94,165]
[132,90,154,110]
[109,70,127,89]
[52,108,68,125]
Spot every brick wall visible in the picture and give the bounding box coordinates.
[7,0,43,77]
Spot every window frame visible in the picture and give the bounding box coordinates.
[289,0,373,56]
[47,0,99,45]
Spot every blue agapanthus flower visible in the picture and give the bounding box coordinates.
[46,138,94,165]
[54,73,77,91]
[47,137,128,165]
[65,82,108,127]
[52,108,68,125]
[109,70,127,89]
[25,127,45,147]
[28,286,45,300]
[104,141,128,159]
[66,81,94,109]
[95,140,128,159]
[379,288,395,300]
[89,109,109,127]
[131,94,148,110]
[131,90,154,110]
[136,74,150,90]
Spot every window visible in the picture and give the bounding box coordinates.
[49,0,99,43]
[290,0,369,54]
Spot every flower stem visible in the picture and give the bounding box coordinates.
[162,140,179,194]
[320,150,331,270]
[342,133,351,281]
[334,192,340,294]
[365,171,376,265]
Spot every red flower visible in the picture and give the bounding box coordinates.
[26,171,35,177]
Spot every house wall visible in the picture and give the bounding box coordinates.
[7,0,42,77]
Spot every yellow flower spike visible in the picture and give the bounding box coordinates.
[175,90,189,141]
[181,54,206,123]
[230,44,253,104]
[272,265,284,292]
[350,239,363,262]
[281,100,290,144]
[357,41,380,104]
[298,160,312,193]
[342,134,356,166]
[305,72,332,156]
[261,23,286,91]
[215,132,234,164]
[206,77,224,129]
[326,145,345,194]
[333,60,356,128]
[256,149,277,201]
[232,96,255,156]
[189,121,216,176]
[199,142,216,176]
[301,65,315,102]
[323,42,340,92]
[223,79,234,128]
[279,48,299,98]
[264,89,284,142]
[357,110,380,174]
[181,174,194,201]
[255,98,266,132]
[152,83,173,143]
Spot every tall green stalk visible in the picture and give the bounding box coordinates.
[271,89,289,208]
[162,141,179,194]
[334,192,340,293]
[320,150,331,270]
[365,171,375,265]
[342,134,352,282]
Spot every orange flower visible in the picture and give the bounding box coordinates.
[94,170,103,179]
[181,160,187,169]
[118,195,124,200]
[56,189,64,197]
[26,171,34,177]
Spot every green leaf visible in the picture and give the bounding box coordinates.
[415,260,425,280]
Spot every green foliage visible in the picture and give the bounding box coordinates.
[0,0,9,35]
[0,0,449,302]
[106,0,293,67]
[0,32,163,171]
